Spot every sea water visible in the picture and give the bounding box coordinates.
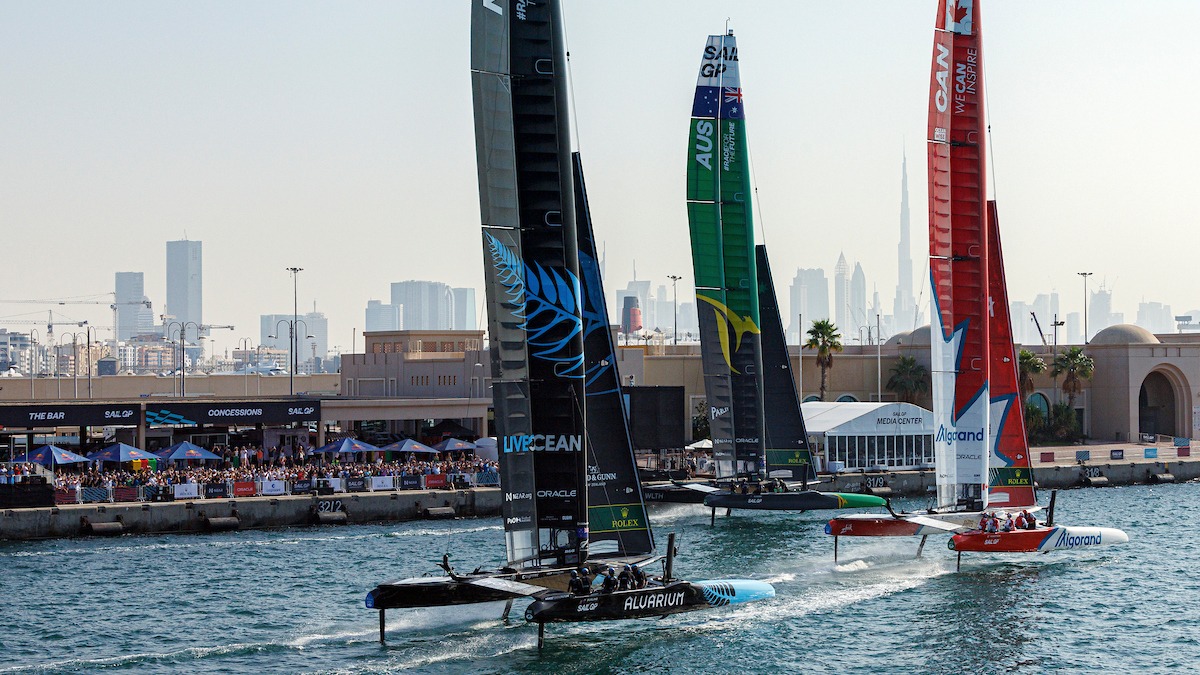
[1,482,1196,674]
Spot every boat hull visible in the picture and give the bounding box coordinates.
[705,491,886,511]
[826,511,985,537]
[949,526,1130,553]
[524,578,774,623]
[366,569,569,610]
[642,482,709,504]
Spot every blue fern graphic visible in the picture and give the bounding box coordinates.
[486,232,584,378]
[578,249,618,394]
[698,582,735,607]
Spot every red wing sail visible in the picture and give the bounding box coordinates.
[928,0,990,510]
[985,201,1036,508]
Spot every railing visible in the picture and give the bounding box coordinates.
[45,471,502,506]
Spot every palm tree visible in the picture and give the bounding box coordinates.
[1051,346,1094,409]
[886,355,929,404]
[1017,349,1046,402]
[803,319,842,401]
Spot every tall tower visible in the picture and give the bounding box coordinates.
[892,152,917,332]
[834,253,850,332]
[114,272,144,341]
[850,262,867,336]
[165,240,202,341]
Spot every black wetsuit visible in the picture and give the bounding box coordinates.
[568,577,587,595]
[601,574,618,594]
[631,568,647,589]
[617,570,633,591]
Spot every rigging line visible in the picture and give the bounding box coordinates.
[984,66,997,202]
[561,4,583,153]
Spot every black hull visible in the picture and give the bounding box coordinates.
[366,568,569,610]
[524,580,708,623]
[703,490,876,511]
[642,482,709,504]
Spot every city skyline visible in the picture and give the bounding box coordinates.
[2,2,1198,357]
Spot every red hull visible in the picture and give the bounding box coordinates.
[950,528,1050,552]
[826,517,923,537]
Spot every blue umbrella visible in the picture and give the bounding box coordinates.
[310,438,381,455]
[12,445,90,467]
[90,443,158,463]
[156,442,222,462]
[378,439,438,455]
[432,438,476,453]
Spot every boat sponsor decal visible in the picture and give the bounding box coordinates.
[1048,528,1104,549]
[536,489,577,499]
[504,492,532,502]
[505,516,532,525]
[502,433,583,453]
[697,295,760,373]
[946,0,974,36]
[722,121,738,171]
[623,590,686,612]
[588,503,648,533]
[485,232,584,377]
[953,48,979,115]
[585,467,617,488]
[987,467,1031,488]
[935,425,984,445]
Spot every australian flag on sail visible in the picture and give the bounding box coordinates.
[692,86,746,120]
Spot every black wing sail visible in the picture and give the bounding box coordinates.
[756,245,817,481]
[472,0,589,569]
[573,152,655,558]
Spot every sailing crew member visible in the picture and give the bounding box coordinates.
[601,567,619,594]
[617,564,634,591]
[1002,514,1015,532]
[979,514,990,531]
[631,563,647,589]
[985,516,999,533]
[568,570,587,596]
[578,566,592,592]
[1022,510,1037,529]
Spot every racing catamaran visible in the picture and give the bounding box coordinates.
[366,1,773,646]
[650,30,886,514]
[825,0,1126,565]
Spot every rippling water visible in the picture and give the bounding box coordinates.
[1,483,1195,674]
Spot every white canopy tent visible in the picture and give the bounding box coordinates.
[801,402,935,472]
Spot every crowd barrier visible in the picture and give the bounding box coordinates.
[41,472,501,506]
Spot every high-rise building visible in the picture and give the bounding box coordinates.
[789,267,830,343]
[114,272,146,341]
[165,239,202,341]
[850,262,867,336]
[1136,301,1173,334]
[390,281,454,330]
[365,300,401,332]
[450,287,477,331]
[834,253,850,333]
[301,310,329,371]
[892,153,919,333]
[260,314,292,353]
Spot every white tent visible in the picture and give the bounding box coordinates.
[801,402,934,471]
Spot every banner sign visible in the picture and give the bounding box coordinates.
[204,483,228,499]
[145,400,321,426]
[1110,449,1125,460]
[112,486,139,502]
[292,479,313,494]
[424,474,448,489]
[399,475,422,490]
[346,477,368,492]
[1074,450,1091,462]
[370,476,394,491]
[174,484,200,499]
[0,403,141,428]
[1143,448,1158,459]
[327,478,343,492]
[261,480,286,496]
[232,481,257,497]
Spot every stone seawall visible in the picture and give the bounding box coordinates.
[0,488,503,541]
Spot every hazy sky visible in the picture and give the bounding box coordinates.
[3,1,1198,357]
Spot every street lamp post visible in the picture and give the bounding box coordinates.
[667,275,681,345]
[28,329,40,398]
[1051,313,1065,405]
[270,318,313,396]
[85,325,97,399]
[237,337,255,396]
[286,267,304,394]
[1078,272,1093,344]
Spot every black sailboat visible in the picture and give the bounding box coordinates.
[367,1,774,647]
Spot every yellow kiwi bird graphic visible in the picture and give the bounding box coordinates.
[697,295,760,373]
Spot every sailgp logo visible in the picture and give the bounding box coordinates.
[502,434,583,453]
[935,425,984,446]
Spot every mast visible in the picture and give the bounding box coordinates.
[472,0,589,568]
[686,31,764,480]
[756,245,817,481]
[985,201,1037,508]
[573,153,654,558]
[928,0,989,511]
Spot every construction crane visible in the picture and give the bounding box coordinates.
[0,295,150,347]
[1030,312,1049,347]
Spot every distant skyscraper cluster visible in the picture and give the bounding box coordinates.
[362,281,477,332]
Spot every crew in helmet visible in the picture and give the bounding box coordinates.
[568,569,587,595]
[600,567,619,594]
[630,563,647,589]
[617,564,634,591]
[578,566,592,591]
